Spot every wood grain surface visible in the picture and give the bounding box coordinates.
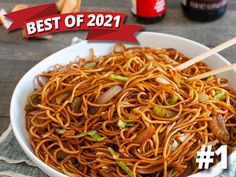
[0,0,235,135]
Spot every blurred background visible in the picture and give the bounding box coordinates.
[0,0,235,135]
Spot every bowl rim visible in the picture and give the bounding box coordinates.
[10,32,235,177]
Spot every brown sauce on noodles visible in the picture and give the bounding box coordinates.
[25,44,236,177]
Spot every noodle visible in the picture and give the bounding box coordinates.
[25,44,236,177]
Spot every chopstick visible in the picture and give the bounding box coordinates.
[189,63,236,80]
[175,37,236,71]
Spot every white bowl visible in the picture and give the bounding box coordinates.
[10,32,236,177]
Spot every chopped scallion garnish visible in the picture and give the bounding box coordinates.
[165,95,179,106]
[108,147,119,159]
[73,131,105,141]
[87,131,105,141]
[117,160,136,177]
[153,106,176,118]
[117,120,135,129]
[108,147,136,177]
[111,74,129,81]
[214,90,225,101]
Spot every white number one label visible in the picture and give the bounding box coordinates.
[215,145,227,169]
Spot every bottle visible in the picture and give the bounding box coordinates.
[181,0,228,22]
[131,0,166,24]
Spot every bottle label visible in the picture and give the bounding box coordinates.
[131,0,166,18]
[182,0,228,11]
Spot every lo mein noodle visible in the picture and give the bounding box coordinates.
[25,44,236,177]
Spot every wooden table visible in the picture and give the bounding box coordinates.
[0,0,236,135]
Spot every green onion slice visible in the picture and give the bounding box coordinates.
[111,74,129,81]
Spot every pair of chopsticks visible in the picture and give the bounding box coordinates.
[175,37,236,80]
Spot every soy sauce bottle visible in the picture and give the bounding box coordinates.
[131,0,166,24]
[181,0,228,21]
